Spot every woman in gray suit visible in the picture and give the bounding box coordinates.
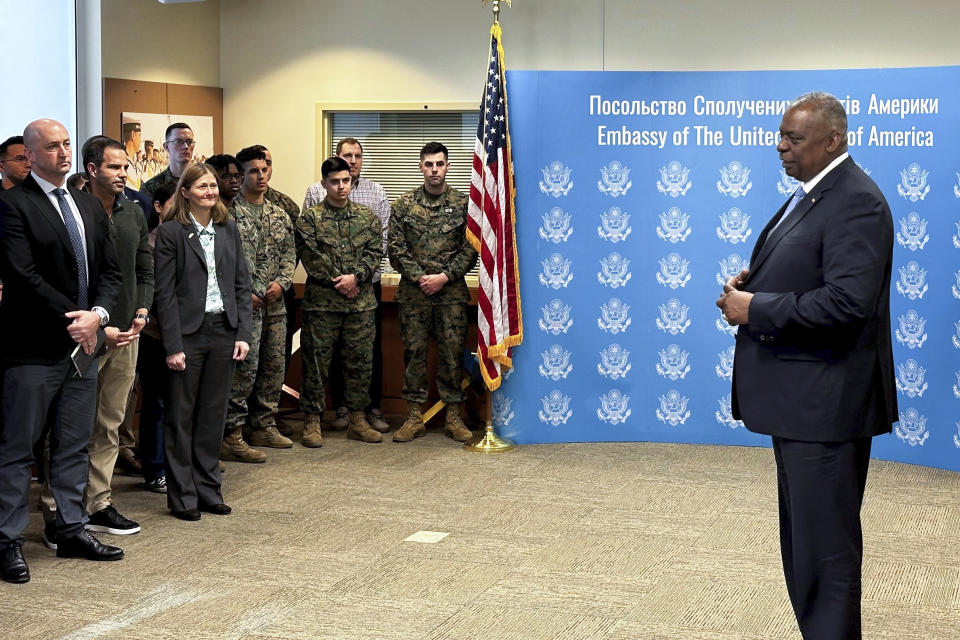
[154,163,251,521]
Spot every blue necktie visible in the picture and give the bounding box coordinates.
[53,188,88,309]
[772,186,806,232]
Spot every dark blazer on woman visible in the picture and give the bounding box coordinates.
[153,218,252,355]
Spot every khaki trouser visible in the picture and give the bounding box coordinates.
[117,373,139,456]
[40,341,139,517]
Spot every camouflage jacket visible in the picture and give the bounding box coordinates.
[140,167,177,201]
[230,195,269,302]
[388,185,477,306]
[296,199,382,313]
[234,194,295,317]
[265,186,301,223]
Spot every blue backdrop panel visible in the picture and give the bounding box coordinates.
[494,67,960,473]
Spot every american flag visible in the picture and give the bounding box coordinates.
[467,23,523,391]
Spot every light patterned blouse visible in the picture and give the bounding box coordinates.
[189,213,225,313]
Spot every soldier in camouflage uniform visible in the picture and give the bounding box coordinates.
[140,123,195,201]
[253,145,302,435]
[219,149,270,464]
[302,138,392,434]
[388,142,478,443]
[224,147,297,453]
[296,156,383,445]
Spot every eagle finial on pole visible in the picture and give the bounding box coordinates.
[481,0,512,24]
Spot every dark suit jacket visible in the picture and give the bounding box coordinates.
[154,218,252,356]
[0,174,122,365]
[731,157,897,442]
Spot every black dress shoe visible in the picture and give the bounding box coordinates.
[198,503,231,515]
[170,508,201,521]
[1,543,30,583]
[55,529,123,561]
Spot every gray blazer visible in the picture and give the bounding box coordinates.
[154,218,252,355]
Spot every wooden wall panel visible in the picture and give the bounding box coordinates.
[102,77,222,153]
[103,78,167,140]
[167,84,223,153]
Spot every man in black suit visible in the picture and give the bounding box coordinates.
[0,119,125,584]
[717,92,897,639]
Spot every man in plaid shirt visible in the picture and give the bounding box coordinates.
[302,138,391,433]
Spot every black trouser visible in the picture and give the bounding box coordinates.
[137,333,168,483]
[164,315,235,512]
[329,281,383,411]
[0,356,98,543]
[772,435,872,640]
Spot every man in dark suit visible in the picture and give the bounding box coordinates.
[717,92,897,639]
[0,119,125,584]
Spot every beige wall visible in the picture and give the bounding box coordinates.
[101,0,220,87]
[102,0,960,202]
[219,0,607,202]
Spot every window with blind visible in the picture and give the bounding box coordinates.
[329,111,480,203]
[328,110,481,278]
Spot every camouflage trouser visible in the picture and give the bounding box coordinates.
[225,311,263,431]
[300,309,375,416]
[398,303,467,404]
[249,312,287,430]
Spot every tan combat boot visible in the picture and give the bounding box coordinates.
[347,411,383,443]
[220,427,267,463]
[392,406,425,442]
[445,407,472,442]
[250,425,293,449]
[301,414,323,448]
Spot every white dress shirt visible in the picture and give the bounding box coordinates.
[32,171,88,281]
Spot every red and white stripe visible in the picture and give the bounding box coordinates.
[468,128,522,391]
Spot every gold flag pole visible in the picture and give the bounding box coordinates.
[465,387,514,453]
[466,0,516,454]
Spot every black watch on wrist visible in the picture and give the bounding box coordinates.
[135,313,150,326]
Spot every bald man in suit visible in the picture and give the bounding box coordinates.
[0,119,125,584]
[717,92,897,639]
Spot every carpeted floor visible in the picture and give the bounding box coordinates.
[2,416,959,639]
